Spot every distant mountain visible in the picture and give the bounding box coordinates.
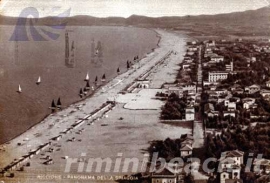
[1,6,269,37]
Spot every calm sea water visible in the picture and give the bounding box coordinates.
[0,25,159,144]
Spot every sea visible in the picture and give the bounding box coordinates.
[0,24,159,144]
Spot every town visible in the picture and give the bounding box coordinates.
[147,38,270,183]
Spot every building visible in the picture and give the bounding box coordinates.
[207,111,219,117]
[233,88,244,94]
[219,150,244,166]
[188,46,198,52]
[223,111,236,118]
[180,144,193,157]
[185,107,195,121]
[208,72,229,82]
[266,80,270,88]
[180,135,194,157]
[225,61,234,72]
[168,87,183,97]
[219,150,244,183]
[151,166,185,183]
[253,158,270,174]
[210,56,224,63]
[182,82,197,94]
[245,85,261,94]
[204,103,215,113]
[227,102,236,111]
[182,63,191,70]
[137,79,150,88]
[260,89,270,98]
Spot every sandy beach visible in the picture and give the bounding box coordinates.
[0,29,191,183]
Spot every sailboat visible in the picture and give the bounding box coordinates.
[101,74,106,82]
[50,99,57,112]
[79,88,84,98]
[85,73,89,81]
[117,67,120,74]
[94,76,98,85]
[36,76,41,85]
[85,81,90,90]
[17,85,22,93]
[95,49,99,56]
[83,87,88,95]
[57,97,62,109]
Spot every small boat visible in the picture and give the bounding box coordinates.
[101,74,106,82]
[79,88,83,98]
[57,97,62,109]
[36,76,41,85]
[17,85,22,93]
[85,73,89,81]
[95,49,99,55]
[85,81,90,90]
[117,67,120,74]
[50,100,57,112]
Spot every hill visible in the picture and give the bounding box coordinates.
[0,6,270,37]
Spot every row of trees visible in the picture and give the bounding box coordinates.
[206,124,270,160]
[160,93,187,120]
[148,135,191,162]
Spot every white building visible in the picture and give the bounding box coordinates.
[219,150,244,183]
[245,84,261,94]
[210,56,224,63]
[136,80,150,88]
[226,61,234,72]
[228,102,236,111]
[266,80,270,88]
[168,87,183,97]
[208,72,229,82]
[185,107,195,121]
[253,158,270,174]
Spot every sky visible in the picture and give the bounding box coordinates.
[0,0,269,18]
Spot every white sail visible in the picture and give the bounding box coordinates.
[85,73,89,81]
[18,84,22,93]
[37,76,41,84]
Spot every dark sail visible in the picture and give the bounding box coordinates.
[57,97,62,108]
[86,81,90,90]
[83,87,88,95]
[51,100,56,108]
[127,60,130,69]
[51,99,57,113]
[79,88,83,98]
[117,67,120,74]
